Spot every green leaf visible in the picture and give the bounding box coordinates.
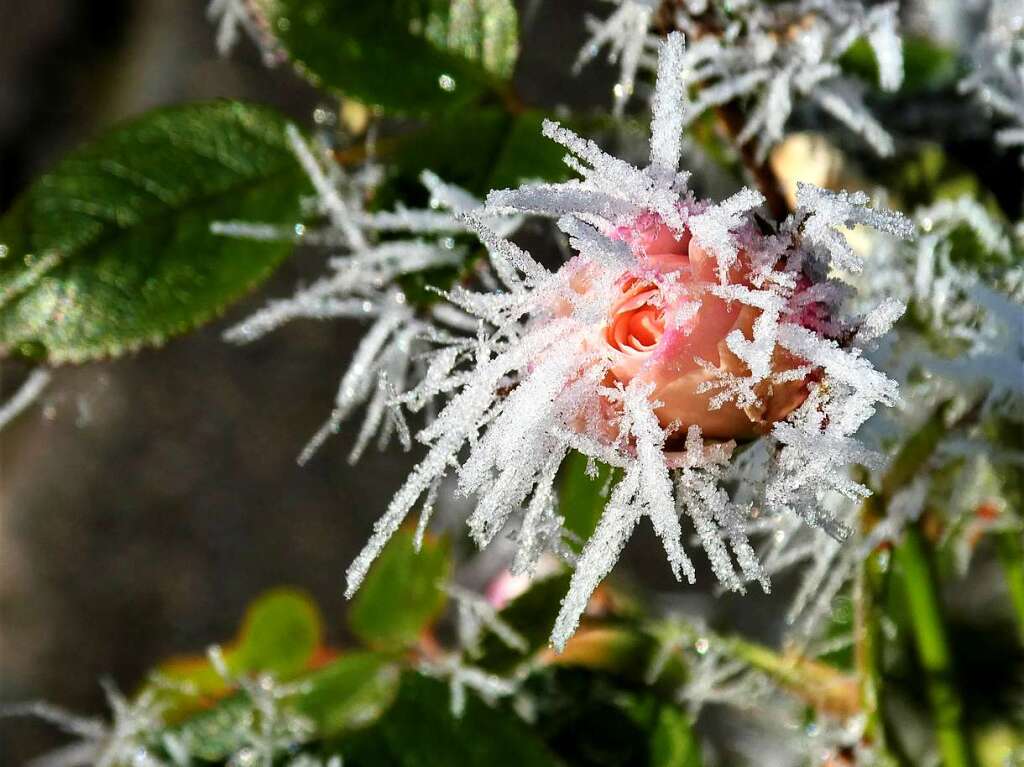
[840,36,958,94]
[0,101,308,363]
[254,0,519,113]
[171,653,400,760]
[559,451,618,551]
[381,108,572,205]
[650,705,704,767]
[232,587,323,676]
[348,529,452,649]
[340,672,561,766]
[295,652,402,735]
[487,111,577,190]
[154,588,323,721]
[477,574,572,672]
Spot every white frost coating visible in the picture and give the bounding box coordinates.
[796,183,915,273]
[960,0,1024,165]
[576,0,905,157]
[447,583,529,655]
[338,39,907,651]
[649,32,687,175]
[218,133,519,465]
[1,683,168,767]
[689,187,765,282]
[207,0,281,64]
[219,39,907,652]
[575,0,660,115]
[285,125,368,251]
[0,369,51,431]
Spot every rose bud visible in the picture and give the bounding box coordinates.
[575,211,818,442]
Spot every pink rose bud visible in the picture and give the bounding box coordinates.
[568,212,819,443]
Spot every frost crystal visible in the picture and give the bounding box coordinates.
[332,33,909,651]
[1,683,168,767]
[578,0,904,157]
[221,127,511,466]
[206,0,283,65]
[0,368,51,431]
[960,0,1024,165]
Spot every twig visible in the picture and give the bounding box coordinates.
[715,103,791,220]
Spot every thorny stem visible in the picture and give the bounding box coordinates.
[995,530,1024,646]
[715,103,791,220]
[895,525,977,767]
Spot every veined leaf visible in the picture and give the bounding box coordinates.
[254,0,519,113]
[0,101,309,363]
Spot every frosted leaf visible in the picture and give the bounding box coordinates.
[796,183,915,273]
[202,646,316,765]
[577,0,906,157]
[575,0,660,115]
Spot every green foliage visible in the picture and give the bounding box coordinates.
[0,101,308,363]
[169,653,401,759]
[156,588,323,716]
[526,668,702,767]
[381,108,573,205]
[649,704,704,767]
[559,451,618,551]
[883,144,984,210]
[477,573,572,672]
[254,0,519,113]
[348,529,452,649]
[841,36,958,94]
[340,673,561,766]
[232,588,323,676]
[296,652,402,736]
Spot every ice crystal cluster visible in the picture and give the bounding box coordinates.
[2,649,327,767]
[738,197,1023,643]
[578,0,904,157]
[206,0,283,65]
[959,0,1024,165]
[225,33,913,651]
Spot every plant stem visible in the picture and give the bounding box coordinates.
[854,537,888,745]
[715,103,791,220]
[896,525,976,767]
[720,634,860,718]
[995,529,1024,645]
